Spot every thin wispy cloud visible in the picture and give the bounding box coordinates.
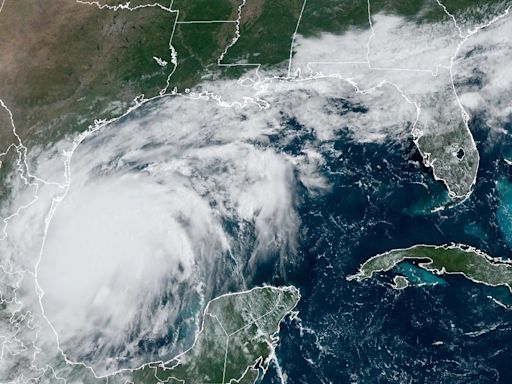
[0,7,510,378]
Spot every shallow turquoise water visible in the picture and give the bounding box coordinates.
[496,179,512,249]
[394,262,447,287]
[464,221,488,240]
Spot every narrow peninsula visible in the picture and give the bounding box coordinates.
[51,286,300,384]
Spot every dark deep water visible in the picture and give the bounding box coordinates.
[121,94,512,382]
[261,114,512,384]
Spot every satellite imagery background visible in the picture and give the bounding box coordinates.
[1,0,512,383]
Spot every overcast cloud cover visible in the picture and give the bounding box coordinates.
[0,6,511,378]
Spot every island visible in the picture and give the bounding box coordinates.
[347,244,512,293]
[390,275,410,290]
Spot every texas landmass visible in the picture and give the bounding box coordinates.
[348,244,512,294]
[1,0,508,202]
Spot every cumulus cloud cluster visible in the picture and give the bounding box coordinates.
[454,14,512,131]
[31,75,421,373]
[0,5,510,378]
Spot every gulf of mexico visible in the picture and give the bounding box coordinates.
[262,115,512,383]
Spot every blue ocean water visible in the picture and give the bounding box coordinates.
[258,113,512,383]
[119,94,512,382]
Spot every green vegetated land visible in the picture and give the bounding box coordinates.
[173,0,236,20]
[0,0,243,147]
[97,1,173,7]
[0,0,176,148]
[221,0,305,67]
[171,22,237,89]
[416,122,479,199]
[0,0,504,149]
[0,0,240,199]
[348,244,512,292]
[140,286,300,384]
[391,275,410,290]
[219,0,507,67]
[50,286,300,384]
[0,0,506,198]
[217,0,416,66]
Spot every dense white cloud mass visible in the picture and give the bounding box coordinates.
[31,76,419,372]
[40,175,198,349]
[454,14,512,129]
[0,5,510,380]
[368,14,460,71]
[35,94,298,371]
